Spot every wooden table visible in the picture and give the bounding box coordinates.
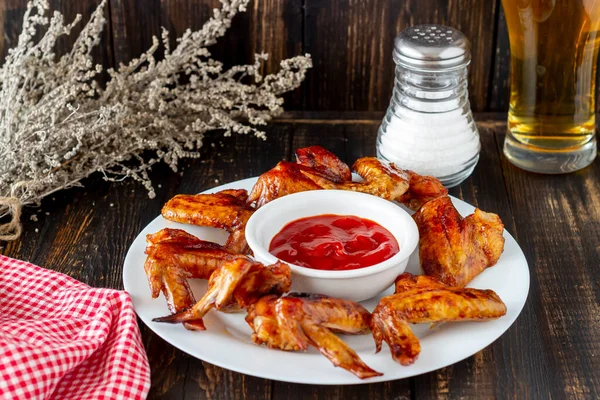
[2,113,599,399]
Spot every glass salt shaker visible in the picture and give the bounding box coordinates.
[376,25,480,188]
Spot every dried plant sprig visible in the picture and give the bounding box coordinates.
[0,0,312,241]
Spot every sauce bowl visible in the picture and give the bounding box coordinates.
[245,190,419,301]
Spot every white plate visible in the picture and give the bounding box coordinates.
[123,177,530,385]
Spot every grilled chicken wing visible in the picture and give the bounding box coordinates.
[394,272,448,293]
[394,168,448,211]
[349,158,410,200]
[247,161,325,208]
[144,228,237,330]
[371,273,507,366]
[246,293,382,379]
[161,189,254,253]
[248,146,353,207]
[301,157,410,201]
[295,146,352,182]
[146,228,202,247]
[145,229,234,288]
[248,147,413,207]
[413,195,505,287]
[248,145,448,211]
[153,257,291,330]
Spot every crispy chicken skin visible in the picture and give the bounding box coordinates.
[248,147,414,207]
[348,158,410,200]
[144,228,236,297]
[394,168,448,211]
[248,145,447,210]
[144,228,237,330]
[413,195,505,287]
[153,257,291,330]
[246,293,382,379]
[247,161,325,208]
[295,146,352,182]
[394,272,448,293]
[284,293,372,334]
[371,273,507,366]
[161,189,254,254]
[146,228,202,247]
[302,157,410,201]
[247,146,352,207]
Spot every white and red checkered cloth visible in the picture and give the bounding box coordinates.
[0,255,151,399]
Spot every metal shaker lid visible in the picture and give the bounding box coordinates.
[393,25,471,71]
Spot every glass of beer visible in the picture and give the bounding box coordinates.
[502,0,600,173]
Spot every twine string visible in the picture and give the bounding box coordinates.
[0,196,22,241]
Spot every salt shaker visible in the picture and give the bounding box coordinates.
[376,25,480,188]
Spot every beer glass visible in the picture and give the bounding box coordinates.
[502,0,600,173]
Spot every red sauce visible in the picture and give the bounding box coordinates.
[269,214,399,271]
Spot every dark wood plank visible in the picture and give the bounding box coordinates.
[446,0,500,113]
[493,127,600,399]
[109,0,161,66]
[158,0,303,110]
[9,0,600,115]
[278,110,385,123]
[109,0,303,108]
[489,5,510,112]
[0,0,27,61]
[273,381,412,400]
[247,0,304,109]
[303,0,499,112]
[1,1,113,75]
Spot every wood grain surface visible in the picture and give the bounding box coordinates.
[2,112,599,399]
[303,0,498,111]
[4,0,599,112]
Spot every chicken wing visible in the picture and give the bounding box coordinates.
[301,157,410,201]
[153,257,291,330]
[246,293,382,379]
[371,273,507,366]
[248,144,450,211]
[248,149,412,207]
[295,145,352,182]
[146,227,203,247]
[248,146,353,207]
[393,167,448,210]
[413,195,505,287]
[161,189,254,254]
[247,161,326,208]
[144,228,237,330]
[393,272,448,293]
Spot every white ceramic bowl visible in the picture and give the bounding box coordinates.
[245,190,419,302]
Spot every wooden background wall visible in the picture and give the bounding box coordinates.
[0,0,572,113]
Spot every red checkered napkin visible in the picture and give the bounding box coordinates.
[0,255,150,399]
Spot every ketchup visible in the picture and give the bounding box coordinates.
[269,214,399,271]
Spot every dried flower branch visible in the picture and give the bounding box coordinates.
[0,0,312,241]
